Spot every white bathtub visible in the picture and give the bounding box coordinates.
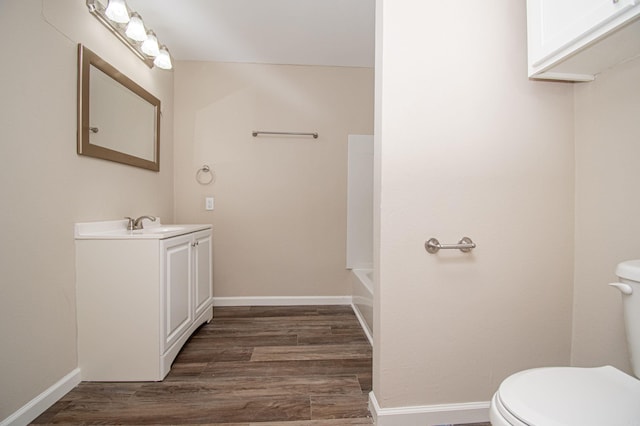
[351,268,373,344]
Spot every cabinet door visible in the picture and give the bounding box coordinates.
[528,0,638,67]
[161,234,193,353]
[193,230,213,318]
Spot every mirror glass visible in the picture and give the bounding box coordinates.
[77,44,160,171]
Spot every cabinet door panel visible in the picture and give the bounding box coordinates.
[529,0,637,66]
[161,235,192,352]
[194,231,213,317]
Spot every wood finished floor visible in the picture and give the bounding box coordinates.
[32,305,491,426]
[32,305,374,425]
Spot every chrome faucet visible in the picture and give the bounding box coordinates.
[134,215,156,230]
[124,216,156,230]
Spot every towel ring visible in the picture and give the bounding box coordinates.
[196,165,215,185]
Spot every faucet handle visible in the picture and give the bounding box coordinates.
[124,217,135,231]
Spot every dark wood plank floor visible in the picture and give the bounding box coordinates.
[32,305,374,425]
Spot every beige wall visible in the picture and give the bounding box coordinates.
[374,0,575,407]
[572,56,640,373]
[173,62,374,297]
[0,0,174,419]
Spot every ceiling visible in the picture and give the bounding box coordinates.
[126,0,375,68]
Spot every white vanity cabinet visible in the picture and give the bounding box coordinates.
[75,222,213,381]
[527,0,640,81]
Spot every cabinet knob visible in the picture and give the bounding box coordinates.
[191,241,199,247]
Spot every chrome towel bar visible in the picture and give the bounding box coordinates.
[425,237,476,254]
[252,130,318,139]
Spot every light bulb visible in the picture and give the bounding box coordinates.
[105,0,129,24]
[141,30,159,57]
[154,45,172,70]
[125,13,147,42]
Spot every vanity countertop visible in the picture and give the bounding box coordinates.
[75,219,211,240]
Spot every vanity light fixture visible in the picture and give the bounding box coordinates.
[154,45,173,70]
[125,13,147,42]
[104,0,129,23]
[86,0,173,70]
[141,30,160,57]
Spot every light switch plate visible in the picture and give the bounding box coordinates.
[205,197,214,210]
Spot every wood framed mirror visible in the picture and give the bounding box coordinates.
[77,44,160,171]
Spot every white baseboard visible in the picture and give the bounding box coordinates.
[1,368,81,426]
[369,391,490,426]
[212,295,352,306]
[350,302,373,345]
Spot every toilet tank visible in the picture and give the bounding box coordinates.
[616,260,640,378]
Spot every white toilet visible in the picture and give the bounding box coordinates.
[490,260,640,425]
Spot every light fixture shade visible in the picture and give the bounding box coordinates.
[141,31,160,57]
[154,45,173,70]
[125,13,147,42]
[105,0,130,24]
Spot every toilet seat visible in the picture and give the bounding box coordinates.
[492,366,640,425]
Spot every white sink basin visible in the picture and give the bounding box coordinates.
[140,226,186,234]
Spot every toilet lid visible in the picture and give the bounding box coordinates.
[498,366,640,426]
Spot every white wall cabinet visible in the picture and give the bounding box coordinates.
[527,0,640,81]
[76,223,213,381]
